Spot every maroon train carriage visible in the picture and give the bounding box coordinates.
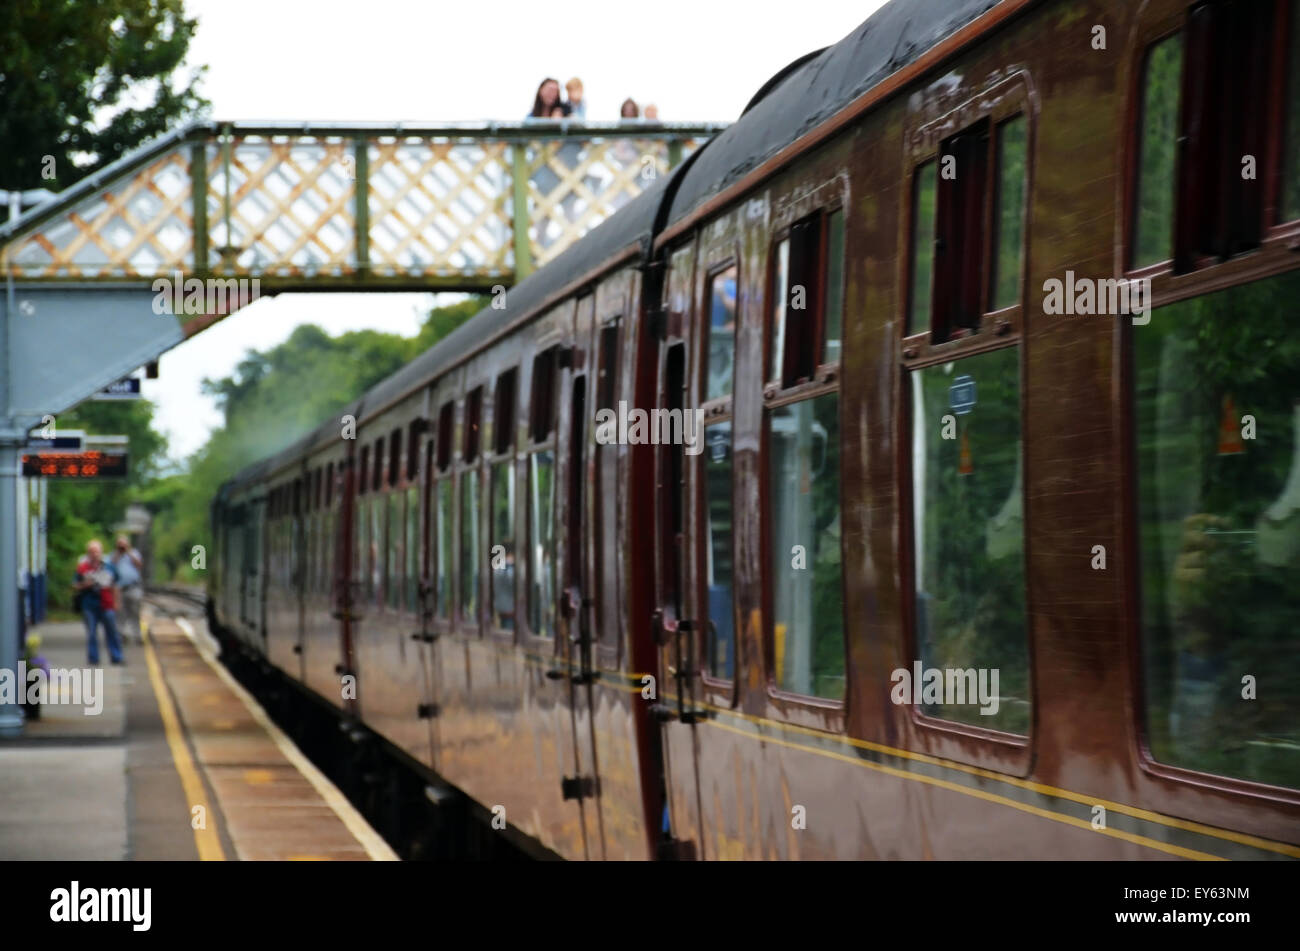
[211,0,1300,860]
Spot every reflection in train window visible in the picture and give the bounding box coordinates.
[370,495,385,608]
[405,486,419,614]
[705,266,737,401]
[528,451,556,638]
[907,161,937,336]
[491,461,515,631]
[768,393,843,700]
[435,480,452,619]
[770,241,789,381]
[824,209,845,364]
[1134,271,1300,790]
[1132,34,1182,269]
[387,492,403,610]
[990,115,1027,310]
[354,488,368,603]
[459,470,479,625]
[1286,3,1300,221]
[704,422,734,680]
[910,346,1029,734]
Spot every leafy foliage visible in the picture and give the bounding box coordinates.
[0,0,208,191]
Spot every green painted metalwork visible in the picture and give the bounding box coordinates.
[354,137,370,275]
[190,142,208,274]
[511,142,533,280]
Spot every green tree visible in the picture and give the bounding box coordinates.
[0,0,208,191]
[152,295,485,582]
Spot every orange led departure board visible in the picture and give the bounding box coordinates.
[21,451,129,479]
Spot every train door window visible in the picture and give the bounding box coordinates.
[528,349,559,639]
[1131,1,1299,273]
[355,473,370,605]
[701,266,738,682]
[491,369,518,632]
[434,401,454,620]
[908,345,1030,734]
[764,209,847,700]
[1133,270,1300,790]
[325,462,334,507]
[372,438,383,492]
[594,319,621,648]
[389,427,401,487]
[706,265,737,399]
[460,388,483,628]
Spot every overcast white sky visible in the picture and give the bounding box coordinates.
[148,0,882,459]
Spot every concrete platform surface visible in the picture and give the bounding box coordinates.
[0,610,397,861]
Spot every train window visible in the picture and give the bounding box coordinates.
[494,368,518,456]
[460,469,480,626]
[823,210,845,364]
[1286,3,1300,221]
[527,450,556,638]
[372,438,383,492]
[371,494,385,608]
[767,393,842,699]
[490,460,515,631]
[359,446,369,496]
[1132,35,1183,268]
[1132,1,1298,272]
[406,484,419,614]
[389,427,401,487]
[909,345,1030,734]
[907,161,937,337]
[325,462,334,507]
[990,116,1028,311]
[436,401,453,472]
[355,487,370,604]
[464,388,482,463]
[530,348,558,443]
[1133,270,1300,790]
[769,209,845,384]
[934,118,990,343]
[704,421,734,681]
[595,319,621,648]
[406,420,422,481]
[388,492,403,610]
[705,265,737,400]
[435,479,452,620]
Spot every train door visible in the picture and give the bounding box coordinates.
[651,241,707,858]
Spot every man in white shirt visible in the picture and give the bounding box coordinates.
[110,535,144,643]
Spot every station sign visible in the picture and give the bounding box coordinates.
[21,450,129,479]
[91,377,142,400]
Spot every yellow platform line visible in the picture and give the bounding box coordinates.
[140,612,226,861]
[174,617,399,861]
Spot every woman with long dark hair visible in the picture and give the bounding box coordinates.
[529,78,567,119]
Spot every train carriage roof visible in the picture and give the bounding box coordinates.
[665,0,1002,225]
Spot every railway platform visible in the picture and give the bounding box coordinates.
[0,599,397,861]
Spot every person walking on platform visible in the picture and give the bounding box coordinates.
[110,535,144,644]
[74,540,124,666]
